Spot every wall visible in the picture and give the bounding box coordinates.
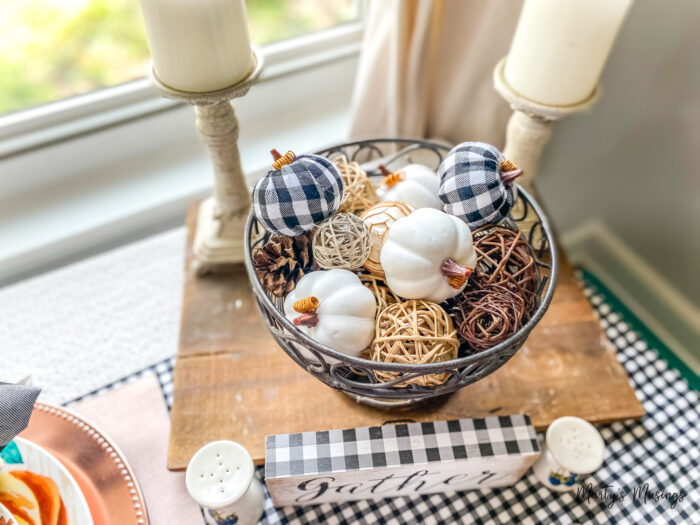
[538,0,699,305]
[534,0,700,370]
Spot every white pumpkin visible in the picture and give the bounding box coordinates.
[380,208,477,303]
[377,164,443,210]
[284,269,377,356]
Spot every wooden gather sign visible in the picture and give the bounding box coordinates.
[265,415,540,506]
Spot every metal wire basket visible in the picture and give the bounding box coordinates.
[244,139,559,406]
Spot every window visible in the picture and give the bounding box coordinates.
[0,0,359,117]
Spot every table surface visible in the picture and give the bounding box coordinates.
[169,206,643,469]
[2,228,698,524]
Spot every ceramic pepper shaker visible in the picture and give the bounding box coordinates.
[532,416,605,492]
[186,440,264,525]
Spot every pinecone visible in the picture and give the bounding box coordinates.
[252,233,317,297]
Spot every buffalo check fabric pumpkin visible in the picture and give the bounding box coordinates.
[254,155,344,236]
[438,142,515,229]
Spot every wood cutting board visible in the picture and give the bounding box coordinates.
[167,205,644,469]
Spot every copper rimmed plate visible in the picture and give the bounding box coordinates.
[19,402,149,525]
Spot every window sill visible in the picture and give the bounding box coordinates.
[0,105,352,286]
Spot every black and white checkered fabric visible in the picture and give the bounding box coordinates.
[437,142,515,229]
[73,275,699,524]
[266,415,538,480]
[253,154,343,236]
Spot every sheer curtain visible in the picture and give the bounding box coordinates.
[349,0,523,146]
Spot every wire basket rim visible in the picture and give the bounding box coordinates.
[243,138,559,374]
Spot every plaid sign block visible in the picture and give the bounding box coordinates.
[265,415,539,506]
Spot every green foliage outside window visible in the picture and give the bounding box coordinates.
[0,0,357,116]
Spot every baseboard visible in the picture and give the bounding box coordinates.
[562,219,700,376]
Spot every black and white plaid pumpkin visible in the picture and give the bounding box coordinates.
[253,150,344,236]
[437,142,522,229]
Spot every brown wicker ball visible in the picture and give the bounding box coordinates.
[312,213,370,270]
[334,155,379,215]
[369,300,459,387]
[472,225,539,314]
[451,280,526,352]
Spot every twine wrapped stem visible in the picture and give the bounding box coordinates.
[293,295,320,327]
[270,149,296,170]
[293,296,319,313]
[195,101,250,235]
[499,159,523,184]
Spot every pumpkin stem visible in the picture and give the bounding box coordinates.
[293,296,319,313]
[441,258,472,289]
[270,149,296,171]
[500,160,523,185]
[381,171,404,188]
[378,164,393,176]
[294,312,319,328]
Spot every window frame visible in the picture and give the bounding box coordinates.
[0,21,364,159]
[0,21,365,286]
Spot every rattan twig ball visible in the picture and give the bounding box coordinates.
[450,279,526,351]
[334,155,379,215]
[473,225,538,314]
[369,300,459,387]
[312,213,371,270]
[358,273,401,312]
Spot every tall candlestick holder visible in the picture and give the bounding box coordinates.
[493,57,599,193]
[150,49,264,275]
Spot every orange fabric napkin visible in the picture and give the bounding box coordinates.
[73,373,203,525]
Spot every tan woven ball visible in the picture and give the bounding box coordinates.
[334,155,379,215]
[369,300,459,387]
[359,201,414,277]
[312,213,370,270]
[358,273,401,312]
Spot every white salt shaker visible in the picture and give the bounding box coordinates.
[186,440,264,525]
[532,416,605,492]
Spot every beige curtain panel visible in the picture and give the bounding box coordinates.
[350,0,523,147]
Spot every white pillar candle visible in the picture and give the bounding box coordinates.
[505,0,632,106]
[140,0,254,93]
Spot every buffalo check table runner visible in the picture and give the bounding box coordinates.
[69,272,700,524]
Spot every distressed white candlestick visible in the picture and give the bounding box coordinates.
[505,0,632,107]
[140,0,253,93]
[493,57,599,193]
[150,49,264,274]
[495,0,632,192]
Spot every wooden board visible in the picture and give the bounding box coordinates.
[168,205,644,469]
